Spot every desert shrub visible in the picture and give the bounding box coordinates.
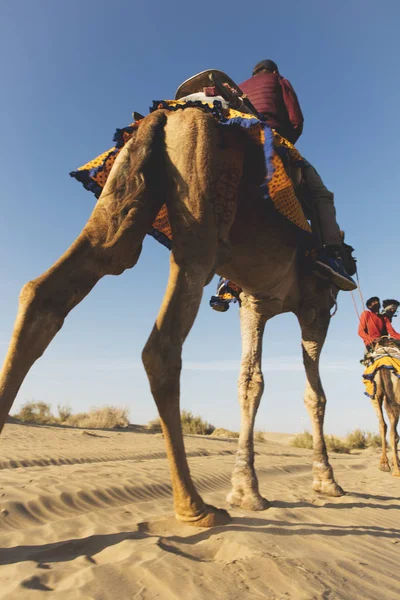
[291,431,350,454]
[254,431,265,443]
[345,429,368,450]
[146,417,162,433]
[325,435,350,454]
[345,429,382,449]
[57,404,72,423]
[180,410,215,435]
[366,432,382,448]
[65,406,129,429]
[291,431,313,449]
[211,428,240,439]
[13,401,55,424]
[146,411,214,435]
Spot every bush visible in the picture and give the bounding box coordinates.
[13,401,55,424]
[211,428,240,439]
[291,431,350,453]
[146,411,215,435]
[325,435,350,454]
[366,432,382,448]
[346,429,368,450]
[181,410,215,435]
[345,429,382,449]
[64,406,129,429]
[146,417,162,433]
[254,431,265,443]
[291,431,313,449]
[58,404,72,423]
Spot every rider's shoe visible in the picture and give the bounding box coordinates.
[313,247,357,291]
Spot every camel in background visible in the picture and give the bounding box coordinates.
[0,107,343,527]
[367,339,400,476]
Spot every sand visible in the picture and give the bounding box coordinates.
[0,423,399,599]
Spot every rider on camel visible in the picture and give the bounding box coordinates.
[239,59,357,292]
[358,296,400,349]
[381,299,400,322]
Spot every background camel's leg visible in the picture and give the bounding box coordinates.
[385,401,400,477]
[371,394,390,472]
[298,311,344,497]
[380,369,400,476]
[227,304,269,511]
[142,108,241,527]
[0,112,166,431]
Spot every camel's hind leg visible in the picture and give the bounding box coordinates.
[0,112,166,431]
[371,395,390,472]
[142,109,240,527]
[384,399,400,476]
[298,304,344,497]
[227,302,270,511]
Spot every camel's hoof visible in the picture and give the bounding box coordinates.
[391,471,400,478]
[313,480,345,497]
[226,491,270,511]
[176,504,231,528]
[379,463,391,473]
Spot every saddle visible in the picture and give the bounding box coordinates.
[362,336,400,367]
[175,70,303,191]
[175,69,260,117]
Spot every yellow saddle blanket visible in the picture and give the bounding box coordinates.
[362,355,400,399]
[71,100,311,249]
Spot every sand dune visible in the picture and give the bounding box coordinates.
[0,423,399,599]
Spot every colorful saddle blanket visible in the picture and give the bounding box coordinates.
[70,99,310,251]
[362,355,400,399]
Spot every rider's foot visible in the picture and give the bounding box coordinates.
[313,247,357,291]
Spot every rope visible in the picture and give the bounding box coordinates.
[355,269,365,311]
[351,289,361,322]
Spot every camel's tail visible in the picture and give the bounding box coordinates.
[107,109,168,207]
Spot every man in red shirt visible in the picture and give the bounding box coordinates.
[239,59,356,292]
[358,297,400,347]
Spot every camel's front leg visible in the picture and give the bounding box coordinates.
[382,391,400,476]
[298,312,344,497]
[0,112,165,431]
[371,395,390,472]
[387,408,400,477]
[227,303,270,511]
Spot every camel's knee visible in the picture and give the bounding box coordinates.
[19,279,61,320]
[142,334,182,402]
[304,392,326,415]
[238,367,264,407]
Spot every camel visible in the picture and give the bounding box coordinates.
[366,339,400,476]
[0,105,345,528]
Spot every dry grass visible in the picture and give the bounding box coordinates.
[146,418,162,433]
[64,407,129,429]
[366,432,382,448]
[291,429,382,454]
[291,431,350,453]
[325,435,351,454]
[254,431,266,443]
[291,431,313,449]
[181,410,215,435]
[13,402,56,425]
[57,404,72,423]
[12,402,129,429]
[345,429,368,449]
[211,428,239,439]
[146,411,215,436]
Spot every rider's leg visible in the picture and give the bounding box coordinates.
[302,159,357,292]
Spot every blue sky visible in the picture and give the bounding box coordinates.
[1,0,399,435]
